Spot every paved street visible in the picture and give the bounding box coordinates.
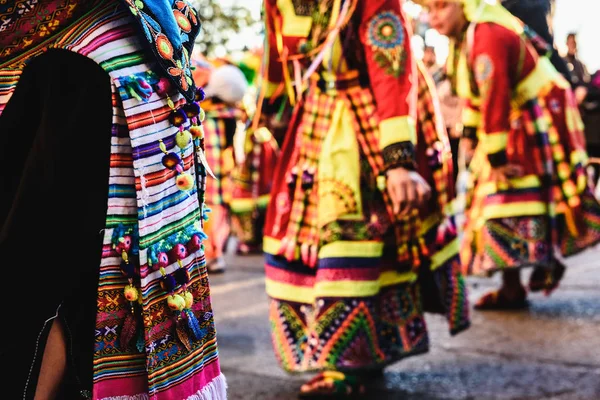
[209,245,600,400]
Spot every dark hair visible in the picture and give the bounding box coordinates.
[567,32,577,41]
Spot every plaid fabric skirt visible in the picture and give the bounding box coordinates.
[462,82,600,282]
[263,72,469,373]
[202,110,236,262]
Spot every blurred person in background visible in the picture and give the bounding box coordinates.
[563,32,591,100]
[201,63,249,273]
[423,45,463,181]
[502,0,572,85]
[425,0,600,310]
[560,33,600,188]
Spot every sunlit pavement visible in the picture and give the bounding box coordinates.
[209,244,600,400]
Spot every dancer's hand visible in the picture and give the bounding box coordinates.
[386,168,431,217]
[489,164,524,186]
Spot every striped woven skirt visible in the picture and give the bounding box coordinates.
[0,1,226,398]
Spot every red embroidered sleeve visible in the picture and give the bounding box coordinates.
[359,0,416,170]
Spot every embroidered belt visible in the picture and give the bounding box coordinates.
[310,70,366,93]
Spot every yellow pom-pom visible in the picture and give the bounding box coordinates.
[557,163,570,180]
[198,108,206,122]
[124,285,138,302]
[167,294,186,311]
[184,291,194,309]
[176,172,194,191]
[176,130,192,149]
[552,146,565,162]
[563,181,576,197]
[568,196,581,208]
[189,125,204,139]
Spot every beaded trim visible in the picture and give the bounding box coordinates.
[382,141,416,171]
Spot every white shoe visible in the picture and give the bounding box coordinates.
[207,257,226,274]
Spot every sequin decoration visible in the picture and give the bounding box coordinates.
[366,11,406,77]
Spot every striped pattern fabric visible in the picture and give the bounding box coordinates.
[0,1,226,399]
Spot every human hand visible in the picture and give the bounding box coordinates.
[575,86,588,105]
[386,168,432,217]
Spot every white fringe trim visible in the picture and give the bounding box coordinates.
[185,373,228,400]
[98,374,227,400]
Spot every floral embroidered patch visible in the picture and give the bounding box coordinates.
[473,53,494,97]
[366,11,406,77]
[474,54,494,85]
[124,0,200,101]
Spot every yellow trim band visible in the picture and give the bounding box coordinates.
[229,194,271,213]
[263,236,300,259]
[266,279,314,303]
[431,237,460,270]
[478,174,541,195]
[266,271,418,303]
[513,57,566,107]
[462,107,481,128]
[318,241,384,259]
[483,201,547,219]
[481,131,508,154]
[379,116,417,149]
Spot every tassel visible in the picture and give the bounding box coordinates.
[176,318,193,351]
[124,76,153,102]
[308,244,318,269]
[412,244,421,268]
[185,309,206,341]
[300,243,310,266]
[419,237,429,257]
[436,224,446,245]
[277,236,289,257]
[398,243,409,262]
[120,310,138,351]
[136,326,145,353]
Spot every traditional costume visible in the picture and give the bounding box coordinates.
[0,0,226,398]
[446,0,600,292]
[201,64,248,272]
[260,0,469,394]
[228,125,280,255]
[226,51,282,256]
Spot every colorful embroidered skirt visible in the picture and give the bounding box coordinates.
[462,83,600,281]
[0,1,226,398]
[263,73,469,373]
